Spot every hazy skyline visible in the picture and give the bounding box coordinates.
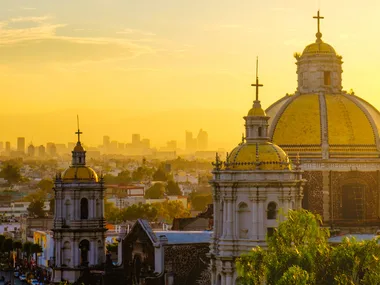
[1,1,380,150]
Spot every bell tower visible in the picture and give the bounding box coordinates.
[296,11,343,94]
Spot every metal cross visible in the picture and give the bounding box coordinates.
[313,10,324,34]
[75,115,82,142]
[251,57,263,101]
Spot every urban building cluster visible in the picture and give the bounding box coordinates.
[1,11,380,285]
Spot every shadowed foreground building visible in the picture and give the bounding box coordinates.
[123,219,212,285]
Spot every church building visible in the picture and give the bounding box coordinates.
[209,59,305,284]
[210,10,380,285]
[266,11,380,228]
[51,126,107,283]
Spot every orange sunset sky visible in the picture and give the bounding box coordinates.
[1,0,380,150]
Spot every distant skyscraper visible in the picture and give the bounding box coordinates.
[0,142,3,151]
[28,144,35,157]
[132,134,141,147]
[110,141,118,153]
[141,139,150,149]
[17,137,25,153]
[38,145,46,157]
[197,129,208,150]
[186,131,197,151]
[118,143,125,150]
[167,140,177,151]
[103,136,110,149]
[5,142,10,153]
[46,142,57,157]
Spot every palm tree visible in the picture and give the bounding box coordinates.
[12,240,22,262]
[2,238,13,266]
[22,241,33,266]
[31,243,43,267]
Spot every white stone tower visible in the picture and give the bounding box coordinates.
[209,60,305,285]
[52,120,106,283]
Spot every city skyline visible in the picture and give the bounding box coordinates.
[1,1,380,149]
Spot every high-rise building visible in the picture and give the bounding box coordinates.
[0,142,3,151]
[197,129,208,150]
[141,138,150,149]
[118,142,125,150]
[28,144,35,157]
[46,142,57,157]
[17,137,25,153]
[103,136,110,149]
[132,134,141,147]
[110,140,118,153]
[186,131,197,151]
[5,142,10,153]
[167,140,177,151]
[38,145,45,157]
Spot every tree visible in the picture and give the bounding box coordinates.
[23,241,33,262]
[189,193,212,211]
[152,168,167,181]
[27,199,45,218]
[166,180,182,196]
[0,162,22,186]
[37,179,53,192]
[132,166,153,182]
[31,243,43,266]
[2,238,13,260]
[0,235,5,250]
[144,183,165,199]
[152,200,190,223]
[236,209,380,285]
[12,240,22,261]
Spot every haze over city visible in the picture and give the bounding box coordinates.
[1,0,380,149]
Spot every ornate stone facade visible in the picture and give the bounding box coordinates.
[266,12,380,228]
[209,71,305,285]
[52,130,106,283]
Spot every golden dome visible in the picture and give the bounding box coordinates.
[302,41,336,56]
[62,166,98,182]
[266,93,380,158]
[247,106,266,116]
[228,142,291,170]
[73,142,85,152]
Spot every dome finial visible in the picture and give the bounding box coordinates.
[313,10,324,43]
[251,56,263,103]
[75,115,83,143]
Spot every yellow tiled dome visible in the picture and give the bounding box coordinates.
[247,106,266,116]
[266,93,379,158]
[62,166,98,182]
[302,41,336,56]
[228,142,291,170]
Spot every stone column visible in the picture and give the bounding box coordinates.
[91,239,96,265]
[72,239,78,267]
[258,198,265,240]
[251,200,258,239]
[225,198,233,239]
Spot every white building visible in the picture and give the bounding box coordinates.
[209,65,305,285]
[52,128,106,283]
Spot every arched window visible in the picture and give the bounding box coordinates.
[238,202,250,239]
[258,127,262,137]
[79,239,90,266]
[80,198,89,220]
[267,202,277,220]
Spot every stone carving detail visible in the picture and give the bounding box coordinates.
[330,171,378,220]
[302,171,323,216]
[164,245,210,285]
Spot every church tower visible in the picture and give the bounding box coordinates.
[209,61,305,285]
[52,121,106,283]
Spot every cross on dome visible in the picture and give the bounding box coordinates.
[75,115,83,143]
[251,57,263,102]
[313,10,324,42]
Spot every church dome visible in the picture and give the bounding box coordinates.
[62,166,99,182]
[302,41,336,56]
[267,93,380,158]
[227,142,291,170]
[247,105,266,116]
